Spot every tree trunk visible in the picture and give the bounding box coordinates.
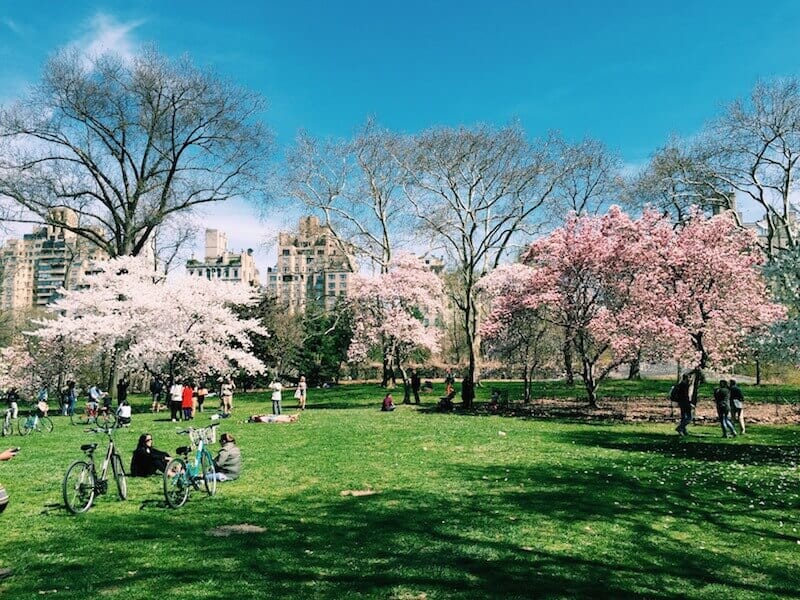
[562,332,574,385]
[523,364,532,403]
[627,351,641,380]
[755,358,761,386]
[582,360,598,408]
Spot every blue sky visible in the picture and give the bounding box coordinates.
[2,1,800,271]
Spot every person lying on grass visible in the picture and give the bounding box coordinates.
[130,433,171,476]
[248,413,300,423]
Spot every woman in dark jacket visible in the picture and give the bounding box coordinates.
[130,433,170,476]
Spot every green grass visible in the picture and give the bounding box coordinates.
[0,384,799,599]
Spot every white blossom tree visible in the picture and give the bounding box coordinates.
[32,255,267,385]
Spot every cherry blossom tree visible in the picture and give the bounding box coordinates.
[653,211,786,403]
[509,207,671,407]
[347,253,443,404]
[31,255,267,386]
[479,264,559,403]
[0,343,35,398]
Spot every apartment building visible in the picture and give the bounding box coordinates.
[185,229,260,286]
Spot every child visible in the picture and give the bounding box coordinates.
[381,393,395,412]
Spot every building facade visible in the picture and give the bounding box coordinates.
[0,209,106,311]
[266,216,355,314]
[185,229,260,286]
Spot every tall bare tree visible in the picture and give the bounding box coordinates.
[398,123,563,406]
[282,120,411,274]
[703,78,800,257]
[0,47,271,257]
[627,140,738,224]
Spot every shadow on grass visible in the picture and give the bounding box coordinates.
[6,469,800,600]
[552,427,800,466]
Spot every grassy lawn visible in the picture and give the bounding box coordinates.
[0,384,798,599]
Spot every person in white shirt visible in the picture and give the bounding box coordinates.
[269,378,283,415]
[116,400,132,426]
[169,380,183,422]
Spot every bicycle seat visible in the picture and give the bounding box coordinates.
[81,443,98,452]
[175,446,191,456]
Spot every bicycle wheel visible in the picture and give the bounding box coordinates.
[97,411,117,429]
[1,417,12,437]
[39,416,54,433]
[163,458,189,508]
[63,460,96,514]
[111,453,128,500]
[18,417,32,436]
[200,450,217,496]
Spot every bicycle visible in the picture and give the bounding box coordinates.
[62,425,127,514]
[2,408,16,437]
[163,423,218,508]
[70,404,117,429]
[18,410,54,436]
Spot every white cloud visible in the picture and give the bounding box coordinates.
[2,18,22,35]
[68,13,145,65]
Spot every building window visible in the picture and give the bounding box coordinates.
[234,269,238,278]
[283,249,290,256]
[339,273,347,280]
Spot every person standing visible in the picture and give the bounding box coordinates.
[461,374,474,407]
[169,379,183,422]
[181,383,194,421]
[411,370,421,405]
[63,380,77,417]
[220,378,235,416]
[729,379,746,435]
[674,374,692,436]
[196,384,208,413]
[294,375,307,410]
[116,377,129,408]
[269,378,283,415]
[713,380,737,438]
[150,378,163,413]
[444,369,455,396]
[5,388,19,419]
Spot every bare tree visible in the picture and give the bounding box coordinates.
[626,140,737,224]
[398,123,563,406]
[282,120,411,273]
[703,79,800,257]
[0,47,271,258]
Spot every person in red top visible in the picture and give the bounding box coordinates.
[181,384,195,421]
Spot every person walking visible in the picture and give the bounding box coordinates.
[269,378,283,416]
[169,379,183,422]
[674,374,692,436]
[729,379,746,434]
[713,380,737,438]
[411,370,421,405]
[461,374,475,407]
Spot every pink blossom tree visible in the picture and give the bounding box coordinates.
[32,256,267,387]
[511,207,671,406]
[478,264,559,403]
[347,253,443,404]
[652,211,786,403]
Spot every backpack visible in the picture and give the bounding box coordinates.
[669,385,679,402]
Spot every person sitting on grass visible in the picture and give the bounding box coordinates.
[381,393,396,412]
[116,400,132,427]
[130,434,171,476]
[207,433,241,481]
[248,413,300,423]
[438,388,456,411]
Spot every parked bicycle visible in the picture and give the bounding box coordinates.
[62,425,127,514]
[70,404,117,429]
[18,409,54,436]
[2,408,16,437]
[163,423,218,508]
